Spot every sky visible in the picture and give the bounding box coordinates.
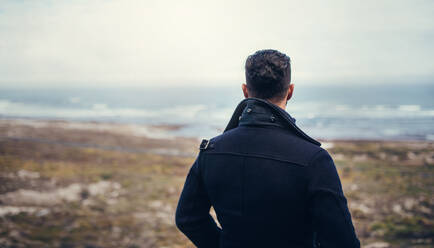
[0,0,433,88]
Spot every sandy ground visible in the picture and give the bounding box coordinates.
[0,118,433,248]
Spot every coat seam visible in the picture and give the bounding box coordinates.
[204,151,308,167]
[241,156,245,216]
[308,149,325,167]
[328,191,359,247]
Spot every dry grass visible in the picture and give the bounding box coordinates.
[0,120,433,247]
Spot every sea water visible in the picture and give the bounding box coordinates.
[0,83,433,140]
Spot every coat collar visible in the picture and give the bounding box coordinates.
[223,98,321,146]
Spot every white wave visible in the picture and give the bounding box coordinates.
[289,102,434,119]
[398,105,421,112]
[0,99,208,123]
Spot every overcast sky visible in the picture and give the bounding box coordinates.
[0,0,433,88]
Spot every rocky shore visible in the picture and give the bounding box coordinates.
[0,119,432,247]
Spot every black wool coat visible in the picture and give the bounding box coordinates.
[175,98,360,248]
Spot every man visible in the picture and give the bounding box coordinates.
[175,49,360,248]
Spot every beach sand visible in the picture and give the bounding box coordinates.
[0,119,432,247]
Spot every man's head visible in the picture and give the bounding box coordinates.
[242,49,294,109]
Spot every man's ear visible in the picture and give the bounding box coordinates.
[287,84,295,101]
[242,83,249,98]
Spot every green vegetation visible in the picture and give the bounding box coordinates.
[329,141,434,247]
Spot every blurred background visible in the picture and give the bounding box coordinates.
[0,0,433,247]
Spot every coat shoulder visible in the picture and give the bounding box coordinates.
[201,126,324,167]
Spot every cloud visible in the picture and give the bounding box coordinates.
[0,0,433,87]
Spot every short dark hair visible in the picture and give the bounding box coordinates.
[245,49,291,100]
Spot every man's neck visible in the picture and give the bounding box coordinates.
[266,99,287,110]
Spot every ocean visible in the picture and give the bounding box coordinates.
[1,83,433,141]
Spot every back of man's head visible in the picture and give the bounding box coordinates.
[245,49,291,101]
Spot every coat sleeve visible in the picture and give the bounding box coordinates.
[175,154,222,248]
[307,149,360,248]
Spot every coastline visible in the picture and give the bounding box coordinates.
[2,117,432,144]
[0,118,199,157]
[0,117,433,247]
